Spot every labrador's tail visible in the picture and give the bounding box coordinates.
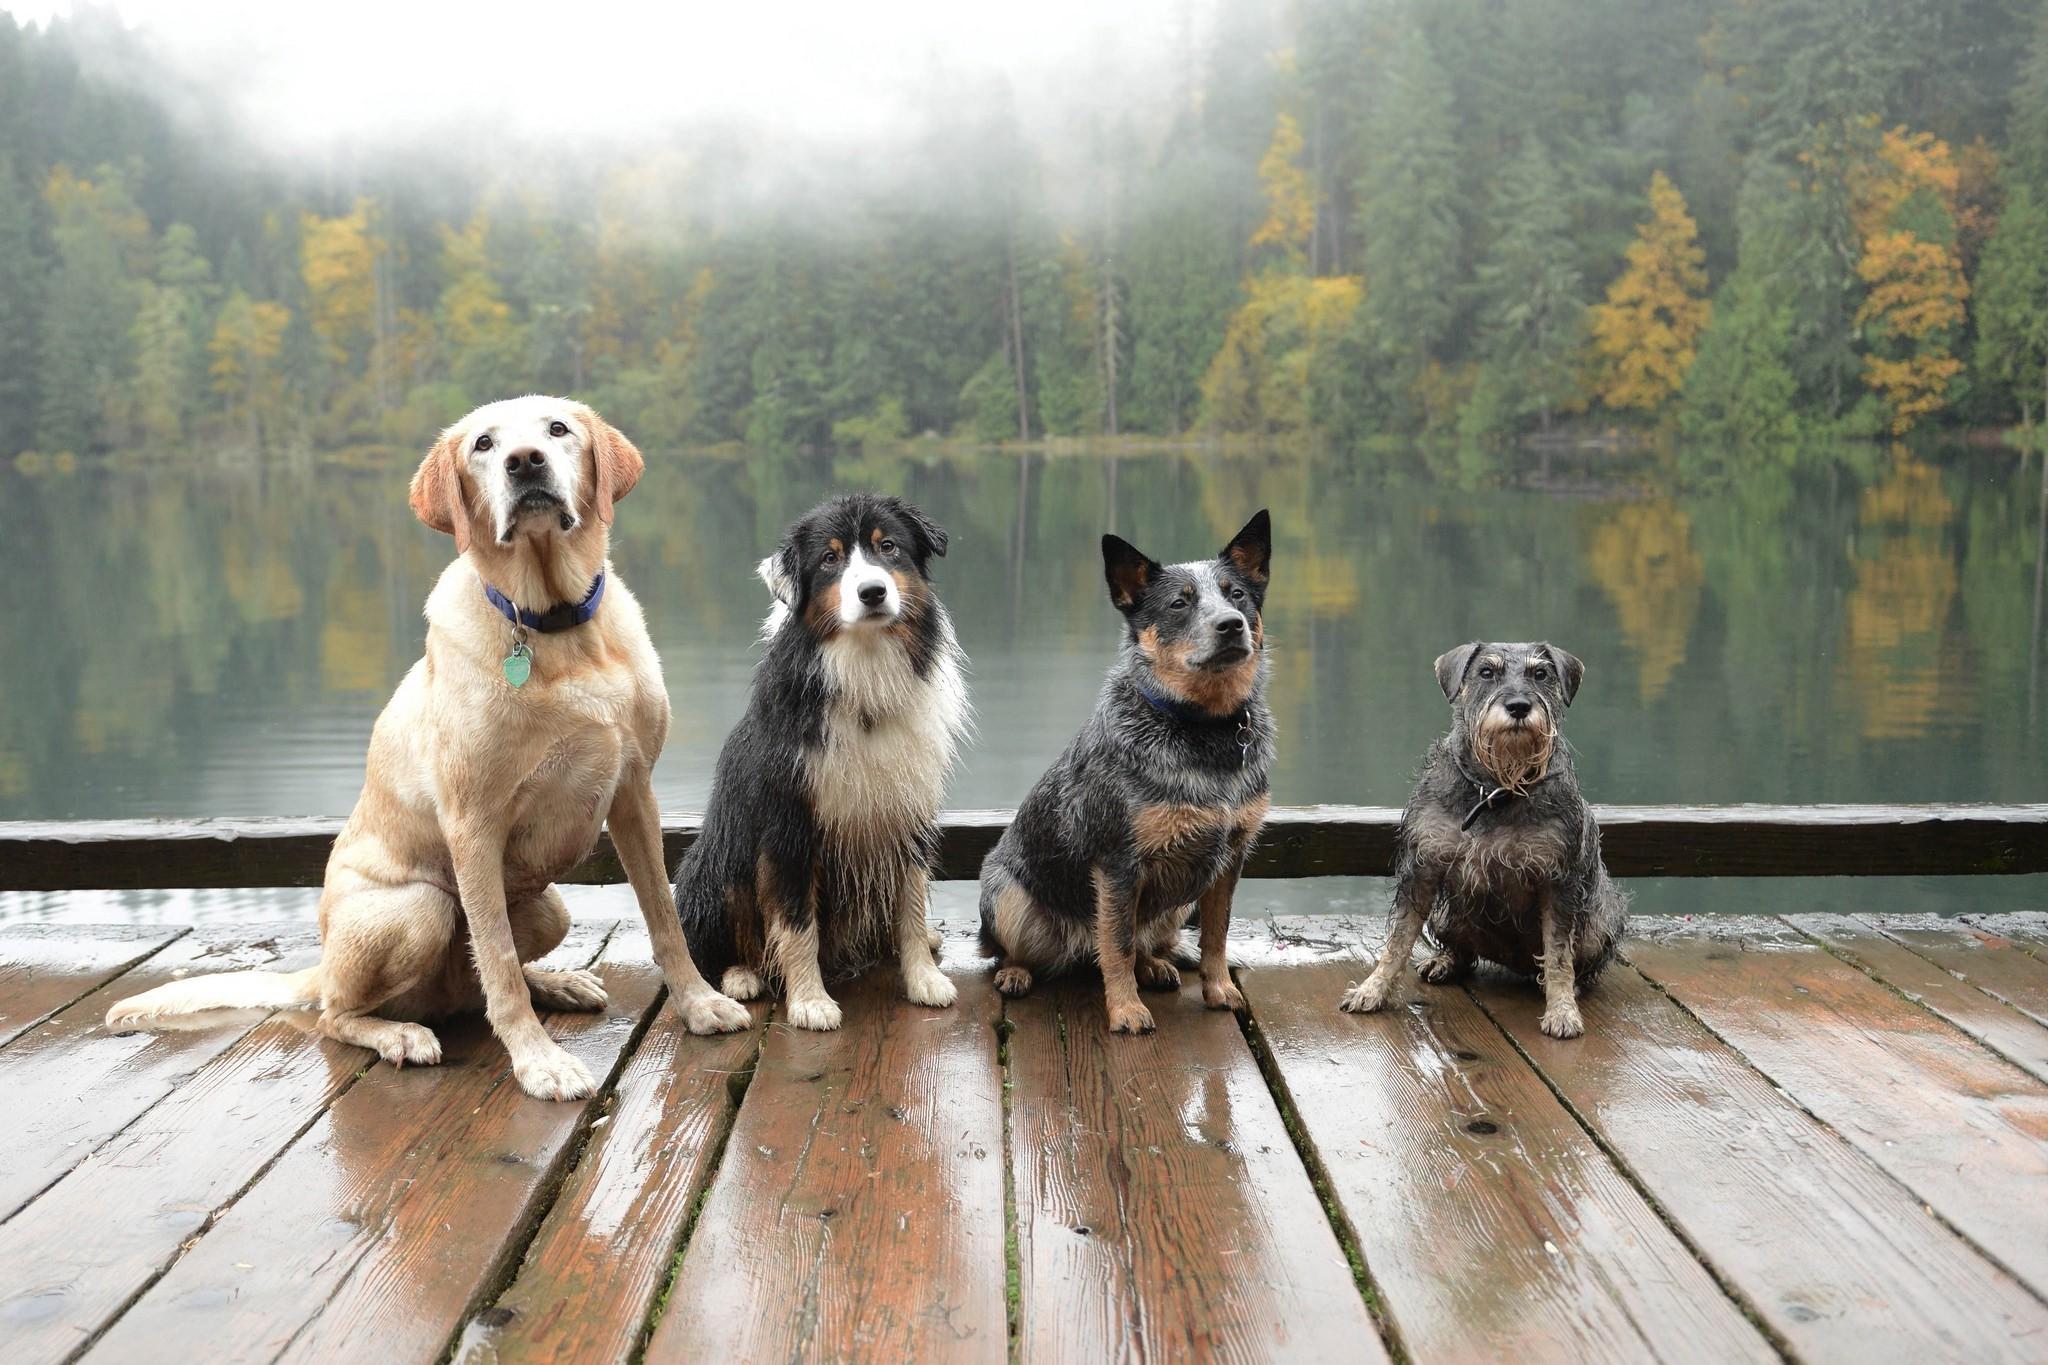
[104,963,323,1033]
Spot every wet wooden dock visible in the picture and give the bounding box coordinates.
[2,910,2047,1363]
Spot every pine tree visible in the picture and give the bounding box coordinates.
[1589,171,1710,412]
[1471,137,1586,430]
[130,223,214,441]
[0,153,44,456]
[37,165,149,453]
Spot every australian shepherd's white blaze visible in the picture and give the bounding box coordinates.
[672,493,967,1029]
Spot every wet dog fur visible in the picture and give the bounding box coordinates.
[672,493,967,1030]
[1339,641,1627,1038]
[978,511,1275,1034]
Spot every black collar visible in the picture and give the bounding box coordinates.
[1454,755,1557,831]
[482,570,606,633]
[1133,679,1249,729]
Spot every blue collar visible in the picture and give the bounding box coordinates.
[1133,679,1251,730]
[482,570,606,633]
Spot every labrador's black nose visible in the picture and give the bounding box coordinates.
[859,582,888,607]
[504,447,547,476]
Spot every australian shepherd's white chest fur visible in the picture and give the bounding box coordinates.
[808,623,969,841]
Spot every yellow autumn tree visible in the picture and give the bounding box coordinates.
[438,213,521,395]
[208,289,292,443]
[1249,113,1315,266]
[1201,110,1362,434]
[300,199,380,365]
[1588,171,1710,411]
[1850,127,1970,434]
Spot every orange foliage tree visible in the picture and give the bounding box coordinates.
[1850,127,1970,433]
[1588,171,1710,412]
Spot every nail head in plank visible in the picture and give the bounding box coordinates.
[1006,975,1386,1364]
[645,970,1007,1364]
[1476,959,2048,1362]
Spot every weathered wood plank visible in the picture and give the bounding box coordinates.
[645,970,1006,1364]
[0,926,321,1222]
[1861,913,2048,1029]
[1241,944,1773,1364]
[0,1021,361,1364]
[1626,916,2048,1299]
[0,924,187,1048]
[4,802,2044,890]
[1786,914,2048,1084]
[453,933,768,1365]
[1006,974,1384,1363]
[1475,957,2048,1362]
[81,923,635,1365]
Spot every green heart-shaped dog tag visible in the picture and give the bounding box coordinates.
[503,647,532,688]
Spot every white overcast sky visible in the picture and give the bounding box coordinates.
[12,1,1200,151]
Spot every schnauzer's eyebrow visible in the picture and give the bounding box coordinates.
[1482,655,1505,669]
[1523,656,1547,668]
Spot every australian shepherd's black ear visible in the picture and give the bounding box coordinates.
[883,495,948,562]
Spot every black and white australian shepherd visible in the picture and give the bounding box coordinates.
[672,493,968,1029]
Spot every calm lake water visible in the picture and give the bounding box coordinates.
[2,440,2043,923]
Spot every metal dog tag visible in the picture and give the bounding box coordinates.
[503,641,533,688]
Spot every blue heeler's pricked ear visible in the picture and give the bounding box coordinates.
[1102,534,1159,613]
[1540,643,1585,706]
[1434,643,1483,702]
[1220,509,1271,585]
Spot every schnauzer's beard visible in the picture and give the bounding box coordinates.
[1470,704,1555,793]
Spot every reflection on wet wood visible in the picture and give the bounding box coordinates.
[84,923,633,1365]
[4,913,2048,1362]
[1242,942,1771,1364]
[1627,917,2048,1300]
[1007,973,1383,1363]
[1786,913,2048,1083]
[454,929,768,1365]
[1477,956,2048,1361]
[645,970,1007,1364]
[0,925,318,1220]
[0,923,186,1047]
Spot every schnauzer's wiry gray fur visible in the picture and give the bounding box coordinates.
[1340,641,1627,1039]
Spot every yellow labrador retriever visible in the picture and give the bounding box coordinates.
[106,396,748,1100]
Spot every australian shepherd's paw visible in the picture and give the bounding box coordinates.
[902,963,958,1008]
[785,995,844,1031]
[1135,954,1182,991]
[720,966,764,1001]
[512,1044,597,1102]
[1106,1001,1156,1034]
[526,967,609,1013]
[1338,975,1392,1014]
[679,990,752,1035]
[1539,1000,1585,1039]
[381,1022,444,1066]
[992,964,1035,997]
[1202,977,1246,1012]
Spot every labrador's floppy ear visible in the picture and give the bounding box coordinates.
[1540,643,1585,706]
[1102,534,1160,613]
[581,406,644,526]
[1433,643,1482,702]
[409,428,471,554]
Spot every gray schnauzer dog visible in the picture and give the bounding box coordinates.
[1339,642,1626,1038]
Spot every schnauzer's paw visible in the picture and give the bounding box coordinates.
[1416,952,1466,986]
[1339,976,1393,1014]
[903,963,958,1008]
[680,990,752,1035]
[1107,1001,1156,1035]
[992,965,1035,997]
[378,1022,443,1067]
[512,1044,596,1102]
[527,967,609,1012]
[1539,1001,1585,1040]
[1203,977,1247,1012]
[785,995,844,1032]
[1136,955,1182,991]
[720,966,763,1001]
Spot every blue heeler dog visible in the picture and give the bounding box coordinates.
[979,512,1276,1034]
[1341,642,1626,1038]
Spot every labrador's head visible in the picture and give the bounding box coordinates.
[408,396,643,553]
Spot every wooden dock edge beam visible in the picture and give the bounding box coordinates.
[1,804,2043,892]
